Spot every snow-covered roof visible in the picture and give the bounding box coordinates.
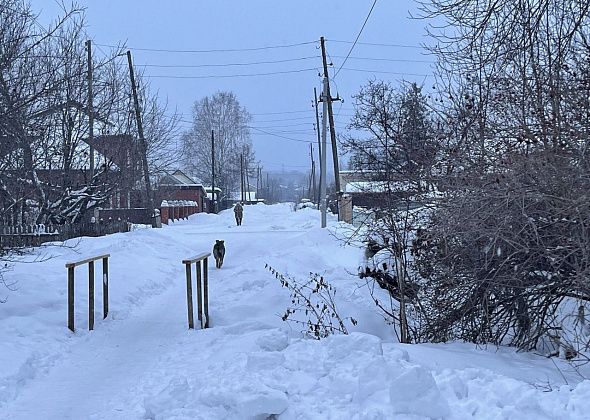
[160,170,203,187]
[204,186,222,192]
[344,180,411,193]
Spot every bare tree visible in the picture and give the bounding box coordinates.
[343,80,439,343]
[181,91,256,200]
[410,0,590,353]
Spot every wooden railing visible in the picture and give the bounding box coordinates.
[65,254,110,332]
[182,252,210,329]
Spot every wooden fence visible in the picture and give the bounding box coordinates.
[0,220,130,250]
[65,254,110,332]
[182,252,210,329]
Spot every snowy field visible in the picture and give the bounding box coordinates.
[1,203,590,419]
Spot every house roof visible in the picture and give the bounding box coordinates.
[160,170,203,187]
[344,180,411,193]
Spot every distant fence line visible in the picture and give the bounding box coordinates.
[0,220,130,250]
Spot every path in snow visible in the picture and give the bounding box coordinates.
[3,204,327,419]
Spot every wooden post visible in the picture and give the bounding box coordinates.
[240,153,244,203]
[86,40,94,178]
[320,37,342,196]
[314,87,322,205]
[203,257,209,328]
[102,256,109,319]
[196,262,203,328]
[127,51,155,224]
[88,261,95,330]
[68,266,75,332]
[211,130,216,214]
[185,263,194,329]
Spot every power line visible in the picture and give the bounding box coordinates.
[328,39,423,49]
[250,127,313,143]
[250,128,316,134]
[263,162,309,168]
[332,55,432,64]
[341,67,431,77]
[250,123,316,128]
[250,109,314,116]
[136,56,320,68]
[95,40,317,54]
[143,68,318,79]
[334,0,378,78]
[253,115,316,123]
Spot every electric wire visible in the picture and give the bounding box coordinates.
[136,56,320,68]
[94,41,318,54]
[143,68,318,79]
[334,0,378,78]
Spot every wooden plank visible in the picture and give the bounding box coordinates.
[68,267,75,332]
[185,263,194,329]
[88,261,95,331]
[196,262,203,328]
[182,252,211,265]
[66,254,111,268]
[203,257,209,328]
[102,257,109,319]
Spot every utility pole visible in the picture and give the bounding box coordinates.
[240,153,244,202]
[313,87,322,205]
[211,130,216,213]
[309,143,316,201]
[311,160,316,202]
[320,37,342,217]
[86,40,94,179]
[256,165,260,199]
[127,50,155,224]
[245,157,250,203]
[320,77,328,228]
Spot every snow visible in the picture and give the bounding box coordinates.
[1,203,590,419]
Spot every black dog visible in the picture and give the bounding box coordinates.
[213,240,225,268]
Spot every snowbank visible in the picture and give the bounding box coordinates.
[1,203,589,419]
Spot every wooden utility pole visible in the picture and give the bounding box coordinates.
[320,37,342,217]
[245,157,250,203]
[240,153,244,202]
[320,77,328,228]
[309,143,316,201]
[127,50,155,224]
[313,87,322,205]
[256,165,260,198]
[311,160,316,202]
[211,130,216,213]
[86,40,94,178]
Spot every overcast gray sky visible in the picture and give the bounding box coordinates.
[31,0,435,174]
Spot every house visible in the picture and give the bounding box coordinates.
[338,170,417,225]
[157,170,208,213]
[229,190,260,205]
[204,187,222,213]
[82,134,144,209]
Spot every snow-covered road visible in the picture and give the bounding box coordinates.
[2,204,590,419]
